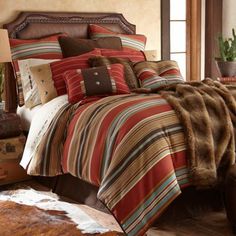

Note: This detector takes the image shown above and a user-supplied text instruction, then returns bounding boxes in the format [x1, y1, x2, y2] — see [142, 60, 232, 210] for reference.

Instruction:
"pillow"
[133, 60, 184, 89]
[30, 63, 57, 104]
[89, 56, 139, 89]
[63, 64, 130, 104]
[89, 24, 147, 51]
[30, 49, 101, 104]
[18, 58, 59, 109]
[10, 33, 65, 106]
[58, 36, 122, 57]
[100, 48, 146, 62]
[143, 50, 158, 61]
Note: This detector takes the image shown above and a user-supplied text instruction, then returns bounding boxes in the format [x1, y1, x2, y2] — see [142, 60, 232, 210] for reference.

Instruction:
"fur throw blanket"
[136, 79, 236, 188]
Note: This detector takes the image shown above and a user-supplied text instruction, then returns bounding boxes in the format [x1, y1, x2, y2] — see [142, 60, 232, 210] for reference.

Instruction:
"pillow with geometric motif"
[63, 64, 130, 104]
[18, 58, 59, 109]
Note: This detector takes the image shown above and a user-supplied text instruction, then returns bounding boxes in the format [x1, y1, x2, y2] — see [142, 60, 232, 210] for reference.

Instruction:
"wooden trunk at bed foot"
[225, 164, 236, 234]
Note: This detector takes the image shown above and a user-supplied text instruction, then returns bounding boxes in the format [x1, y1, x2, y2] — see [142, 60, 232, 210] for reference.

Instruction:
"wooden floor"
[149, 211, 234, 236]
[1, 180, 234, 236]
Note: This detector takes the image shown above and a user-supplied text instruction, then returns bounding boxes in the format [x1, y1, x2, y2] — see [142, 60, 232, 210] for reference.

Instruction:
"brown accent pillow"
[30, 64, 58, 104]
[59, 36, 122, 58]
[89, 56, 139, 89]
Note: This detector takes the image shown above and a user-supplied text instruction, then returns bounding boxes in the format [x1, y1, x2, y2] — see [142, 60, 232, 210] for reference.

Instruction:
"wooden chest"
[0, 135, 26, 160]
[0, 135, 30, 185]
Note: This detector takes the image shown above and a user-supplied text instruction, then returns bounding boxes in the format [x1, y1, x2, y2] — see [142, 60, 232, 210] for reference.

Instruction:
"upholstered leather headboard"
[3, 12, 136, 112]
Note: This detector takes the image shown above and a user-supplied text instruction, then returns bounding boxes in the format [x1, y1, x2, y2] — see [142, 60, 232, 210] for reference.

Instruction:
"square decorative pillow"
[9, 33, 65, 106]
[63, 64, 130, 104]
[30, 49, 101, 104]
[89, 24, 147, 51]
[133, 60, 184, 89]
[89, 56, 139, 89]
[143, 50, 158, 61]
[100, 48, 146, 62]
[58, 36, 122, 57]
[18, 58, 59, 109]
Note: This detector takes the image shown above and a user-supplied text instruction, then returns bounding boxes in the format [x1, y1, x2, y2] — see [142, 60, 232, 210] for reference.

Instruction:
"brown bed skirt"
[34, 174, 108, 212]
[34, 174, 224, 220]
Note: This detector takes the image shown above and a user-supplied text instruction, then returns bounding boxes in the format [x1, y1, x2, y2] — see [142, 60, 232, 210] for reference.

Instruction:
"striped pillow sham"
[9, 34, 65, 106]
[133, 60, 184, 89]
[30, 49, 101, 104]
[63, 64, 130, 104]
[50, 49, 101, 95]
[100, 48, 146, 62]
[89, 24, 147, 51]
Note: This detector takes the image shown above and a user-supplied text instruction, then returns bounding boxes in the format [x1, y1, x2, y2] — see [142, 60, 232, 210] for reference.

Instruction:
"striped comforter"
[26, 93, 190, 236]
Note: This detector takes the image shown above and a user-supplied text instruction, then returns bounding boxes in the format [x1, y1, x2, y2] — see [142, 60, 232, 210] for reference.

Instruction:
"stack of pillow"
[9, 24, 183, 107]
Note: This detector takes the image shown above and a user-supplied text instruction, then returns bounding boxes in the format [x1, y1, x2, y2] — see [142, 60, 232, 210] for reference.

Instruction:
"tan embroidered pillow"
[18, 59, 59, 109]
[30, 64, 58, 104]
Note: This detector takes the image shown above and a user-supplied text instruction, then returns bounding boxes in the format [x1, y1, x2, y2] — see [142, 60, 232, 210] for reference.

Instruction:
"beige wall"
[223, 0, 236, 38]
[0, 0, 161, 58]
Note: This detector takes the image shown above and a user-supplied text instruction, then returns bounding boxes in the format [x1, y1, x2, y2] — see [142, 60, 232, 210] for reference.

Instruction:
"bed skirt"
[34, 174, 224, 221]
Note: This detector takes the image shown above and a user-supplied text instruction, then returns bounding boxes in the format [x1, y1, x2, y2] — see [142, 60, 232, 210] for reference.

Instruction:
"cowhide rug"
[0, 200, 91, 236]
[0, 188, 123, 236]
[0, 186, 232, 236]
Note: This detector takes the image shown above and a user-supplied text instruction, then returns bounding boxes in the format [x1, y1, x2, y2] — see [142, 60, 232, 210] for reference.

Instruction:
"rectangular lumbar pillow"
[58, 36, 122, 57]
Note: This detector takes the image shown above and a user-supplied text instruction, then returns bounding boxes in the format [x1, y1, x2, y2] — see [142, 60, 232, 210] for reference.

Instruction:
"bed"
[3, 11, 236, 236]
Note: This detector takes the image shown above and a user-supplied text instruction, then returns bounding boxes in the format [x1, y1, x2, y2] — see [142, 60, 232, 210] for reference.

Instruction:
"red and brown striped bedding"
[26, 93, 189, 236]
[23, 79, 236, 235]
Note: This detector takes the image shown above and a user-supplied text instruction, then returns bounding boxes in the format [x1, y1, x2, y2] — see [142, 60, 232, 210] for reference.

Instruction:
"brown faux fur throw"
[158, 79, 236, 187]
[151, 79, 236, 188]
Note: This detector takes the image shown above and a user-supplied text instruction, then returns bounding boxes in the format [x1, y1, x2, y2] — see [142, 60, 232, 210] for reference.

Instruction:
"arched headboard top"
[4, 12, 136, 39]
[3, 11, 136, 112]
